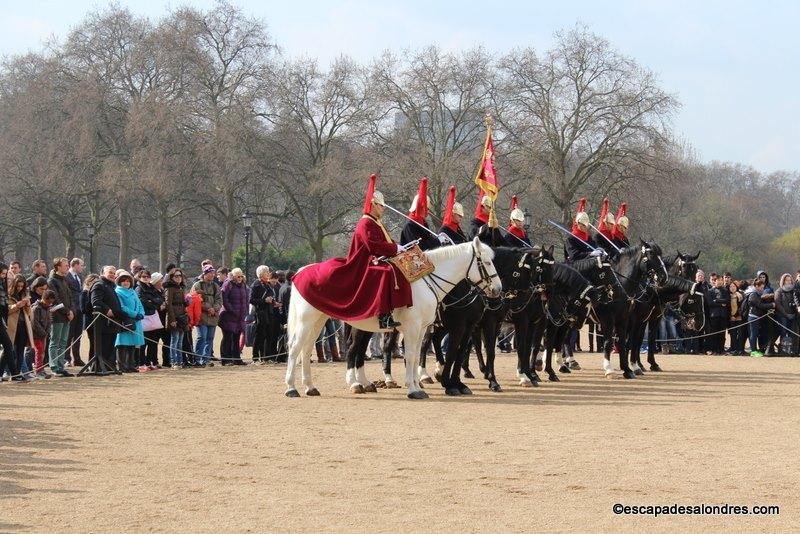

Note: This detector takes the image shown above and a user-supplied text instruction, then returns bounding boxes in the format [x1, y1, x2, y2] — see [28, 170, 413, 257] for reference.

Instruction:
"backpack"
[740, 291, 752, 319]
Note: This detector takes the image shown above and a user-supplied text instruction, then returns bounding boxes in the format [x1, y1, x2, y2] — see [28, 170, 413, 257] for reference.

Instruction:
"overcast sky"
[2, 0, 798, 172]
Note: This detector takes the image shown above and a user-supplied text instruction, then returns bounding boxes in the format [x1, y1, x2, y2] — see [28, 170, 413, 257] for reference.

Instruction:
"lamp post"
[87, 225, 95, 274]
[242, 212, 252, 281]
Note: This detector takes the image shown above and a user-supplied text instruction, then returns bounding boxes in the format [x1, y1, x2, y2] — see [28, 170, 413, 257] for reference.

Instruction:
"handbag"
[142, 312, 164, 332]
[175, 312, 190, 331]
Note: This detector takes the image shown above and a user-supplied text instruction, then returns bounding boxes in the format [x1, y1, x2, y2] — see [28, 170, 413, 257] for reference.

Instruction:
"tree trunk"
[118, 204, 130, 269]
[65, 226, 76, 260]
[222, 187, 237, 267]
[158, 206, 169, 273]
[37, 213, 48, 262]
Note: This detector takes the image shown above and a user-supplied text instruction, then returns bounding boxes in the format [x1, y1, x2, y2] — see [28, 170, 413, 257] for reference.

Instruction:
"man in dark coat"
[707, 276, 731, 354]
[439, 192, 468, 245]
[250, 265, 281, 363]
[401, 179, 444, 251]
[47, 258, 74, 376]
[66, 258, 85, 366]
[90, 265, 123, 374]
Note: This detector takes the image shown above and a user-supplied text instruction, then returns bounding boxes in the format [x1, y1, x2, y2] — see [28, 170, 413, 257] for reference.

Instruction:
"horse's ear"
[548, 244, 555, 256]
[639, 238, 647, 246]
[677, 250, 684, 260]
[694, 250, 701, 260]
[472, 236, 481, 250]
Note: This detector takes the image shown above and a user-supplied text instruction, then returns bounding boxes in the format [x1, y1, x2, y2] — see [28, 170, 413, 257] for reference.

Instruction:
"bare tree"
[498, 26, 679, 224]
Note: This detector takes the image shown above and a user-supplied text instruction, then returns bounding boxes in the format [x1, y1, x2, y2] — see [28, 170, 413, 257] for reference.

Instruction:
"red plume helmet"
[362, 174, 377, 215]
[409, 177, 429, 223]
[597, 197, 610, 232]
[474, 190, 490, 222]
[510, 195, 518, 210]
[443, 186, 457, 228]
[613, 202, 628, 237]
[571, 197, 587, 233]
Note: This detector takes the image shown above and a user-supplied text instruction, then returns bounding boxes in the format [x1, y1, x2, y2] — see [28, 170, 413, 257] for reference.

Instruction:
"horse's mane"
[571, 256, 601, 273]
[617, 241, 663, 260]
[425, 241, 495, 262]
[659, 275, 695, 295]
[553, 262, 589, 291]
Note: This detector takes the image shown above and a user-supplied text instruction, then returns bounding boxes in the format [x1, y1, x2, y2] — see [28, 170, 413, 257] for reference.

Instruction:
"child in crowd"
[31, 289, 56, 379]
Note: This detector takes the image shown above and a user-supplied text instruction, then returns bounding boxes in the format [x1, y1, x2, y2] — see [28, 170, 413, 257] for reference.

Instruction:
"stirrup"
[379, 314, 401, 329]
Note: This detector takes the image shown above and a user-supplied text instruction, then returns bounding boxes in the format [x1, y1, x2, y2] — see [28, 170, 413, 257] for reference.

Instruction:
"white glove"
[438, 232, 451, 245]
[396, 244, 406, 254]
[590, 249, 604, 257]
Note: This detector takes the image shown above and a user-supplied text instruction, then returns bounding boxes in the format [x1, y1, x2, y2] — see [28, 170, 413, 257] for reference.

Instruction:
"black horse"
[429, 246, 554, 395]
[627, 276, 706, 373]
[664, 251, 701, 281]
[593, 241, 668, 379]
[469, 246, 556, 391]
[532, 263, 602, 381]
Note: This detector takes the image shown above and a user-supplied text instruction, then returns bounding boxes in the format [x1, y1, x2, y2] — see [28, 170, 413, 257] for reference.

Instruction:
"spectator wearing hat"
[114, 270, 145, 372]
[80, 274, 100, 366]
[219, 268, 248, 365]
[136, 270, 166, 369]
[191, 265, 222, 366]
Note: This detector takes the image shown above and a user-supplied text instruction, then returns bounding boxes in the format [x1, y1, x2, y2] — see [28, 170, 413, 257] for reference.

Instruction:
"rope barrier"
[654, 314, 764, 343]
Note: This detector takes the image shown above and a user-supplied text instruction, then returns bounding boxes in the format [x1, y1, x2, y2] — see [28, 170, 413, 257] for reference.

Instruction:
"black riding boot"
[378, 314, 401, 329]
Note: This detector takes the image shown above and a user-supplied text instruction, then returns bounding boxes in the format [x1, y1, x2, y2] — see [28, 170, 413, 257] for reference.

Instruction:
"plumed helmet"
[372, 190, 385, 206]
[575, 211, 590, 226]
[510, 208, 525, 222]
[452, 202, 464, 217]
[617, 215, 629, 229]
[481, 195, 492, 208]
[605, 212, 616, 226]
[409, 194, 432, 213]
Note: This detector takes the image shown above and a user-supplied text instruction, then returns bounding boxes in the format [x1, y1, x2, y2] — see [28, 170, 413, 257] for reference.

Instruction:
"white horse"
[285, 237, 502, 399]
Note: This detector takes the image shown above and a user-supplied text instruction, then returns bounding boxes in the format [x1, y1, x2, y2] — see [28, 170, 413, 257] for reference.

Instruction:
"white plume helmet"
[372, 190, 386, 206]
[409, 194, 432, 213]
[510, 208, 525, 222]
[452, 202, 464, 217]
[575, 211, 590, 225]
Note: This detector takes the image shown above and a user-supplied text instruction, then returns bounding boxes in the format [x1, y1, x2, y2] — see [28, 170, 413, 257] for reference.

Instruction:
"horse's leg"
[300, 316, 328, 395]
[529, 319, 546, 383]
[600, 316, 615, 377]
[382, 330, 399, 386]
[514, 319, 537, 387]
[418, 328, 434, 384]
[648, 314, 662, 371]
[618, 317, 635, 379]
[473, 326, 487, 377]
[345, 328, 359, 390]
[629, 320, 646, 376]
[454, 330, 474, 395]
[442, 324, 465, 395]
[482, 318, 501, 392]
[285, 307, 320, 397]
[544, 323, 560, 382]
[348, 330, 374, 393]
[402, 324, 427, 400]
[432, 327, 446, 382]
[461, 337, 474, 379]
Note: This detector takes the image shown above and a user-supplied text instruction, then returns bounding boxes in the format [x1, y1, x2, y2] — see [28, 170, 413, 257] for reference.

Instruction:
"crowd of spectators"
[0, 257, 345, 383]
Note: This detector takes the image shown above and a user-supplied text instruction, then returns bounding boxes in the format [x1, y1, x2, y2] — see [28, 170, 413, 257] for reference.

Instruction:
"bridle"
[422, 241, 498, 305]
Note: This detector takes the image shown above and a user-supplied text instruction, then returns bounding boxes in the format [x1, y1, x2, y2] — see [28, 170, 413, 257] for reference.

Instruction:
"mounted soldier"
[439, 186, 467, 245]
[400, 177, 445, 251]
[292, 174, 411, 329]
[612, 202, 631, 249]
[595, 197, 618, 256]
[565, 198, 598, 262]
[505, 195, 531, 247]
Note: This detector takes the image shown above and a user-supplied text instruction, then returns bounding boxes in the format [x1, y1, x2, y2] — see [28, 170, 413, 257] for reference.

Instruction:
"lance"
[588, 223, 622, 253]
[547, 220, 598, 252]
[383, 203, 455, 245]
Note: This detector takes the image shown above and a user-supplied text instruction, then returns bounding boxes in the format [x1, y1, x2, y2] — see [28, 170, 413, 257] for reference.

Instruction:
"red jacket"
[187, 292, 202, 327]
[293, 215, 412, 320]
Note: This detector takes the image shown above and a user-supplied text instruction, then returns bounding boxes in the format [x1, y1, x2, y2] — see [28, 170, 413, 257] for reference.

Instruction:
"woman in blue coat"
[115, 270, 145, 373]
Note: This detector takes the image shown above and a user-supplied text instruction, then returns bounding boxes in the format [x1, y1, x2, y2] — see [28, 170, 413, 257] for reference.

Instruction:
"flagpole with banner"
[474, 114, 499, 228]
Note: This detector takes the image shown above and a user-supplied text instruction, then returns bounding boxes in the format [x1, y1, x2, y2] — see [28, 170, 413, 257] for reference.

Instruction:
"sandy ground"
[1, 348, 799, 533]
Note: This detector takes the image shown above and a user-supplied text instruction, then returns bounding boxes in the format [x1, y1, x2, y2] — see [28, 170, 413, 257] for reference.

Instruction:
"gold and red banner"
[473, 116, 499, 227]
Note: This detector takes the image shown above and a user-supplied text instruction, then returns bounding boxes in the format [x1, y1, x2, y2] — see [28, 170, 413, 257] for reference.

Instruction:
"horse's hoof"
[363, 382, 377, 393]
[463, 369, 475, 379]
[650, 364, 662, 372]
[534, 362, 543, 372]
[445, 388, 462, 396]
[568, 361, 582, 370]
[633, 368, 644, 376]
[285, 389, 301, 398]
[408, 390, 428, 400]
[385, 380, 400, 389]
[559, 365, 571, 374]
[306, 387, 321, 396]
[604, 371, 615, 379]
[548, 374, 560, 382]
[489, 382, 503, 392]
[532, 373, 542, 383]
[434, 371, 443, 383]
[372, 380, 387, 389]
[519, 379, 535, 388]
[420, 375, 434, 385]
[623, 370, 636, 379]
[350, 384, 365, 394]
[457, 384, 473, 395]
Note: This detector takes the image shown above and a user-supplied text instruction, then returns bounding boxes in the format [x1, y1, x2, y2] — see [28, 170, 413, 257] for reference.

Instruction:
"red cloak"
[292, 215, 413, 321]
[507, 225, 527, 240]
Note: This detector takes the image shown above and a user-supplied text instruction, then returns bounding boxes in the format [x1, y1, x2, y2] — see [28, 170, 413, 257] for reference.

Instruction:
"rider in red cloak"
[505, 195, 531, 246]
[292, 174, 411, 329]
